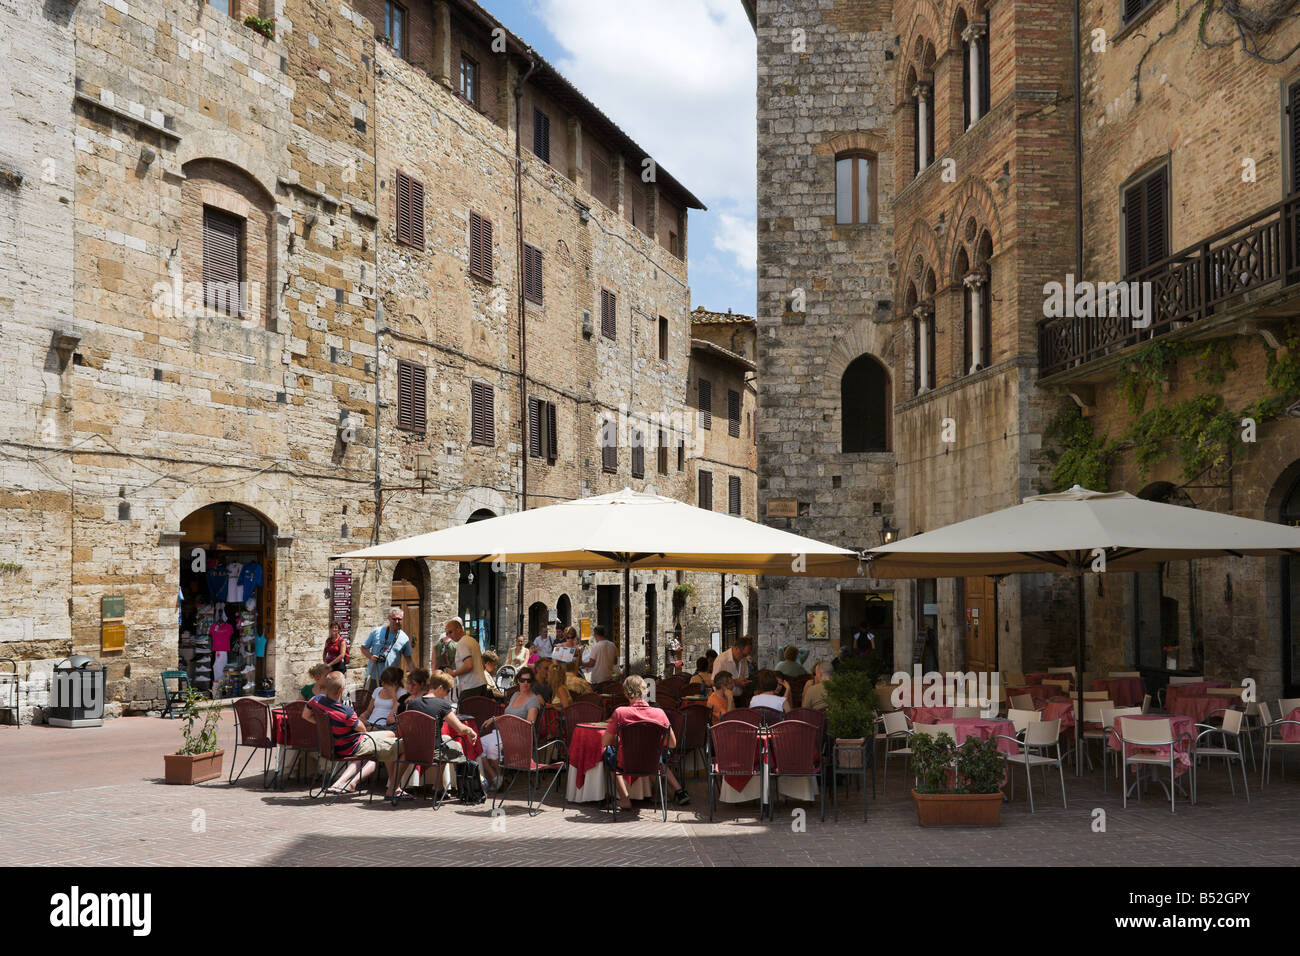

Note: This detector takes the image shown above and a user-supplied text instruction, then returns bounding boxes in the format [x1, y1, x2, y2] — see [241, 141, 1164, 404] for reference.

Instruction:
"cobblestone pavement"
[2, 714, 1297, 866]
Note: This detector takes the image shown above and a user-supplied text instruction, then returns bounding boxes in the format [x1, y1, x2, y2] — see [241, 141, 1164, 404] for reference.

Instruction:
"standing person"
[324, 621, 350, 674]
[506, 634, 530, 669]
[447, 617, 489, 702]
[360, 607, 412, 691]
[481, 650, 506, 699]
[600, 676, 690, 810]
[712, 637, 754, 702]
[532, 622, 555, 662]
[582, 625, 619, 684]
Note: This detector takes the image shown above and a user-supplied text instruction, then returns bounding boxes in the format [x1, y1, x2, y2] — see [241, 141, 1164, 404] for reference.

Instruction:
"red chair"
[753, 706, 785, 727]
[459, 695, 503, 726]
[492, 714, 566, 817]
[608, 721, 672, 822]
[309, 708, 381, 802]
[229, 698, 276, 788]
[538, 705, 563, 746]
[603, 695, 629, 719]
[678, 703, 711, 777]
[787, 707, 827, 749]
[392, 710, 453, 809]
[789, 674, 812, 707]
[564, 702, 604, 755]
[718, 707, 763, 727]
[656, 692, 681, 710]
[278, 700, 317, 789]
[352, 687, 372, 716]
[706, 720, 761, 821]
[660, 706, 686, 779]
[596, 680, 624, 695]
[768, 718, 825, 821]
[576, 693, 603, 706]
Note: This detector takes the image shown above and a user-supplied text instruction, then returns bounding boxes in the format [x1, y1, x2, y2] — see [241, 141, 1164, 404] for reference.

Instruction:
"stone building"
[0, 0, 740, 722]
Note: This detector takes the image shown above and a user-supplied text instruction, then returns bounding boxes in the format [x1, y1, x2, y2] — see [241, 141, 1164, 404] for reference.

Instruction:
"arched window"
[960, 7, 991, 129]
[835, 151, 877, 224]
[841, 354, 890, 452]
[960, 230, 993, 373]
[910, 66, 934, 178]
[911, 269, 937, 394]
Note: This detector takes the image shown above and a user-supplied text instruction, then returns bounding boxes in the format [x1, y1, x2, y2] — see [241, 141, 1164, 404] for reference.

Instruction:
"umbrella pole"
[624, 564, 631, 677]
[1076, 572, 1086, 776]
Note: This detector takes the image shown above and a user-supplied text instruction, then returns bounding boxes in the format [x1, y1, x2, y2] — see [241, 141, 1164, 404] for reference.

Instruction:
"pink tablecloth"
[1092, 677, 1145, 707]
[1041, 699, 1076, 730]
[1027, 672, 1074, 688]
[1163, 681, 1229, 712]
[1282, 708, 1300, 743]
[1108, 713, 1195, 775]
[945, 718, 1019, 756]
[1168, 695, 1239, 724]
[568, 723, 606, 787]
[1007, 686, 1052, 705]
[903, 706, 953, 725]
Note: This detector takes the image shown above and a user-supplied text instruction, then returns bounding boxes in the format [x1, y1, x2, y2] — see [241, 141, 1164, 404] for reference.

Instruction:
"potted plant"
[825, 666, 876, 768]
[910, 732, 1003, 827]
[243, 14, 276, 40]
[671, 582, 695, 616]
[163, 690, 224, 784]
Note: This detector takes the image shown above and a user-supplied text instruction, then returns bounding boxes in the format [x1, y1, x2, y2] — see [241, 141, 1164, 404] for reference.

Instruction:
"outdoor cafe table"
[1168, 694, 1240, 724]
[1107, 713, 1195, 776]
[1283, 708, 1300, 743]
[1163, 680, 1230, 713]
[1026, 672, 1073, 688]
[903, 706, 953, 725]
[1091, 676, 1145, 707]
[565, 722, 652, 803]
[1007, 685, 1053, 705]
[717, 728, 819, 807]
[1042, 698, 1076, 730]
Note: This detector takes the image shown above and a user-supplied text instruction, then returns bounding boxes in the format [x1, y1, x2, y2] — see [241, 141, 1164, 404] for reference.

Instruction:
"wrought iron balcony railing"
[1038, 192, 1300, 377]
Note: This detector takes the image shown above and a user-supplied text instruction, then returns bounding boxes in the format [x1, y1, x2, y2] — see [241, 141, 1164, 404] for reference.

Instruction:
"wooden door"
[963, 576, 996, 674]
[391, 565, 423, 667]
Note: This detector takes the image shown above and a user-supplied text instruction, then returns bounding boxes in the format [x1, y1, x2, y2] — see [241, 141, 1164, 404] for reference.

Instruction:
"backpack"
[456, 762, 487, 805]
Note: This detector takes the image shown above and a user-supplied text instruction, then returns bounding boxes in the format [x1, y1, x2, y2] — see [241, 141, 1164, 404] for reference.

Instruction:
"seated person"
[301, 663, 330, 701]
[360, 666, 406, 729]
[531, 658, 555, 705]
[303, 671, 405, 799]
[688, 656, 714, 692]
[478, 666, 545, 791]
[481, 649, 506, 699]
[800, 661, 833, 711]
[708, 671, 735, 720]
[775, 645, 807, 678]
[748, 670, 793, 714]
[601, 675, 690, 810]
[549, 659, 594, 709]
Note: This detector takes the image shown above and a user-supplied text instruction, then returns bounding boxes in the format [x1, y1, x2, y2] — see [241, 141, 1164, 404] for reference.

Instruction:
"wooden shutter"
[591, 154, 610, 206]
[471, 381, 494, 445]
[470, 212, 493, 281]
[202, 207, 241, 315]
[1143, 168, 1168, 271]
[601, 288, 616, 339]
[658, 317, 668, 359]
[523, 243, 543, 304]
[698, 378, 712, 430]
[601, 419, 617, 473]
[396, 360, 426, 432]
[395, 170, 425, 250]
[528, 397, 542, 457]
[546, 401, 557, 462]
[1124, 167, 1168, 276]
[533, 108, 551, 164]
[728, 475, 741, 515]
[631, 430, 644, 478]
[698, 470, 712, 510]
[728, 389, 740, 437]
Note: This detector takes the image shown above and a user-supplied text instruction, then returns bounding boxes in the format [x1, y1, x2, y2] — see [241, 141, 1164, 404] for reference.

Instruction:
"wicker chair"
[719, 707, 763, 727]
[678, 702, 711, 777]
[661, 706, 687, 780]
[229, 698, 276, 788]
[608, 720, 672, 822]
[753, 706, 786, 727]
[392, 710, 454, 809]
[767, 718, 825, 821]
[656, 692, 681, 710]
[492, 713, 566, 817]
[706, 720, 761, 821]
[278, 700, 317, 789]
[459, 695, 503, 726]
[563, 701, 604, 756]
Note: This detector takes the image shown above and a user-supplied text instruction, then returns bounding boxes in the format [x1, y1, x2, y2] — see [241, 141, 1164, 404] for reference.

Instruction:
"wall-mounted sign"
[806, 604, 829, 642]
[101, 595, 125, 620]
[331, 569, 353, 635]
[767, 498, 797, 518]
[579, 617, 591, 640]
[101, 595, 125, 652]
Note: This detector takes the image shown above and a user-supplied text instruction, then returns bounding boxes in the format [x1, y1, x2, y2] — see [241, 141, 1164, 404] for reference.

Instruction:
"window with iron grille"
[631, 428, 645, 478]
[698, 469, 713, 510]
[459, 55, 477, 107]
[394, 170, 425, 250]
[658, 316, 668, 360]
[1122, 165, 1168, 277]
[600, 288, 616, 340]
[1122, 0, 1156, 24]
[202, 206, 243, 316]
[657, 428, 668, 474]
[470, 380, 495, 446]
[396, 359, 427, 433]
[601, 418, 617, 473]
[728, 389, 740, 438]
[523, 242, 543, 305]
[728, 475, 741, 516]
[528, 397, 557, 462]
[698, 378, 712, 430]
[469, 211, 493, 282]
[532, 107, 551, 164]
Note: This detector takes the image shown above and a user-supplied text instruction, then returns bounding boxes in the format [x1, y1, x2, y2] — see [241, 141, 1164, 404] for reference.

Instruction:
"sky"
[482, 0, 758, 317]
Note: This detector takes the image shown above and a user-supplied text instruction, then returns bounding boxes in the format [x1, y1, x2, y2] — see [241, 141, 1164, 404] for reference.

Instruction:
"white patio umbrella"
[334, 487, 864, 670]
[865, 485, 1300, 770]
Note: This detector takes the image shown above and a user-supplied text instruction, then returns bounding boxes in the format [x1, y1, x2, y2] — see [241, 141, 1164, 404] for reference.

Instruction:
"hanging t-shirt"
[210, 622, 234, 653]
[206, 564, 225, 603]
[238, 562, 263, 594]
[226, 563, 244, 603]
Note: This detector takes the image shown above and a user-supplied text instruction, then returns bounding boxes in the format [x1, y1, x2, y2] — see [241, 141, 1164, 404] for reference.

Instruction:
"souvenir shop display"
[178, 551, 267, 699]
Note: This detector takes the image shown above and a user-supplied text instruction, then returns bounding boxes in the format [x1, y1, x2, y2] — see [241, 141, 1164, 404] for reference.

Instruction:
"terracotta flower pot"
[912, 789, 1002, 827]
[164, 750, 225, 785]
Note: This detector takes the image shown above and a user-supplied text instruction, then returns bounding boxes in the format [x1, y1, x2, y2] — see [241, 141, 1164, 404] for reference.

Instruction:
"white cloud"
[713, 211, 757, 272]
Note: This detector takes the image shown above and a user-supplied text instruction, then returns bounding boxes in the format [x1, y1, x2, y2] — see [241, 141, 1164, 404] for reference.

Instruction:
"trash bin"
[48, 655, 106, 727]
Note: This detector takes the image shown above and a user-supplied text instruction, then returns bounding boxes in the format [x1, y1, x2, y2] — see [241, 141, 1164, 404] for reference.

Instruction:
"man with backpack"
[360, 607, 413, 691]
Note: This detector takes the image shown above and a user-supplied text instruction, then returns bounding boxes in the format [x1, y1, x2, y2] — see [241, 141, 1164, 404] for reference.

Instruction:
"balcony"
[1038, 192, 1300, 380]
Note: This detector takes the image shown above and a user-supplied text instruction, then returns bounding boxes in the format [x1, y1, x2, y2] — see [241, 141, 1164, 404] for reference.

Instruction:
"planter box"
[833, 738, 867, 768]
[164, 750, 224, 785]
[912, 789, 1002, 827]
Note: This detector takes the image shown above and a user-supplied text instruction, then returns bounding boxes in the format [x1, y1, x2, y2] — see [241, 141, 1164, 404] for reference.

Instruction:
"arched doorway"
[177, 502, 275, 698]
[556, 594, 572, 628]
[527, 601, 548, 643]
[458, 508, 499, 651]
[1279, 471, 1300, 696]
[722, 597, 743, 649]
[390, 559, 425, 667]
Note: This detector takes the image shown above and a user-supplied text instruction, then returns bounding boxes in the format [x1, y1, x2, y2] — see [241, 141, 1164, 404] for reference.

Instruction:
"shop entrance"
[178, 502, 275, 698]
[390, 559, 424, 667]
[963, 576, 998, 674]
[527, 601, 548, 643]
[458, 509, 499, 651]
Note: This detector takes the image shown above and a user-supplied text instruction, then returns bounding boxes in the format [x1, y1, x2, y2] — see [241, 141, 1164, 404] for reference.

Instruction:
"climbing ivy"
[1042, 403, 1121, 492]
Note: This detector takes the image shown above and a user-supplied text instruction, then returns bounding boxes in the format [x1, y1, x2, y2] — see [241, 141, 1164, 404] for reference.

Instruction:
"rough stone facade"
[751, 0, 899, 669]
[0, 0, 737, 722]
